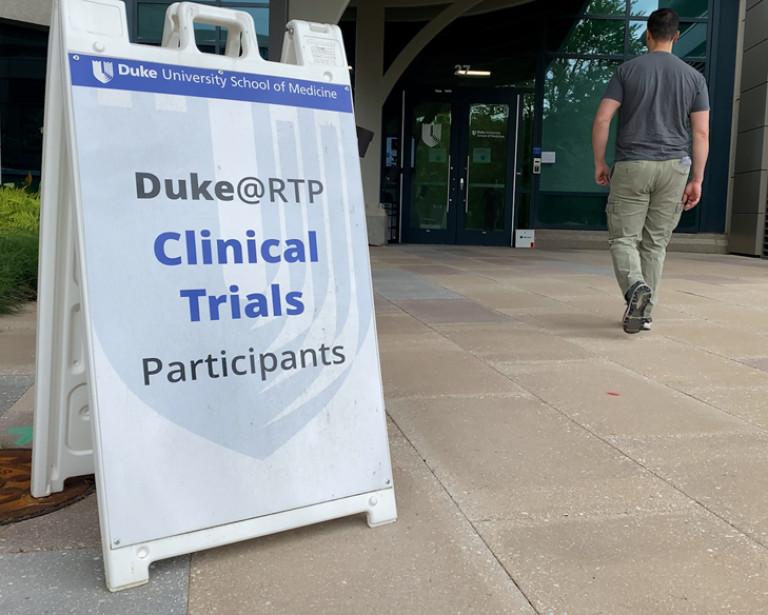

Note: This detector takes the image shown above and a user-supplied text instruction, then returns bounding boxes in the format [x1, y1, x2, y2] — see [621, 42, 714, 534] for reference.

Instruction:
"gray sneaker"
[623, 282, 652, 334]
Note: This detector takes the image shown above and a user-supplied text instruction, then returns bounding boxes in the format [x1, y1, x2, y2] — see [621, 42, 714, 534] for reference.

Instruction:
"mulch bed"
[0, 448, 95, 525]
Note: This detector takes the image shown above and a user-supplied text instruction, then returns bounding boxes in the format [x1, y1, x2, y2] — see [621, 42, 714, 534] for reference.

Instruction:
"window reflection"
[561, 19, 626, 55]
[585, 0, 627, 15]
[542, 58, 619, 193]
[630, 0, 708, 18]
[629, 20, 707, 58]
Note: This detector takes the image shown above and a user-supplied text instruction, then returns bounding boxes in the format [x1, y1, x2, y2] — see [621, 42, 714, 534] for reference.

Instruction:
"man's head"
[646, 9, 680, 48]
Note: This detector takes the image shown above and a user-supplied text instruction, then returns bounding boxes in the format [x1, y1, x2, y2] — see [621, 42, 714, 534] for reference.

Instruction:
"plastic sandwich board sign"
[33, 0, 396, 591]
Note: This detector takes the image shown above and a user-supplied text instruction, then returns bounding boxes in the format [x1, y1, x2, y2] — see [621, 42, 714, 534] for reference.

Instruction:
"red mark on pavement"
[606, 392, 621, 397]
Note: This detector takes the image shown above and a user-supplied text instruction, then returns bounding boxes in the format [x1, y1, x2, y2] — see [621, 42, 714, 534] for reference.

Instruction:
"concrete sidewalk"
[2, 246, 768, 614]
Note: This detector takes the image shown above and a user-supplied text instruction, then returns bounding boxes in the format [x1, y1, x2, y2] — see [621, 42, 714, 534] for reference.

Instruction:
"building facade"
[1, 0, 765, 255]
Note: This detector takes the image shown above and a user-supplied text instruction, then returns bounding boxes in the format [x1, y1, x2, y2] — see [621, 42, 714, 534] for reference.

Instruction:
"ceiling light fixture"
[454, 65, 491, 78]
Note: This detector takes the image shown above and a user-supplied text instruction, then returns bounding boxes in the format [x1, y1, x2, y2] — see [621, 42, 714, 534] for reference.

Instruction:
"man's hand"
[595, 162, 611, 186]
[682, 180, 702, 210]
[593, 98, 620, 186]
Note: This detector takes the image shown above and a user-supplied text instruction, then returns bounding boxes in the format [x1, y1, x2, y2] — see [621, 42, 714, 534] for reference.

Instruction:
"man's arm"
[683, 110, 710, 210]
[592, 98, 621, 185]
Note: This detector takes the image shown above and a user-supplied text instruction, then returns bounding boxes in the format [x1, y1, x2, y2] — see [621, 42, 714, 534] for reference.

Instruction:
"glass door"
[403, 91, 519, 245]
[456, 101, 515, 245]
[403, 99, 458, 244]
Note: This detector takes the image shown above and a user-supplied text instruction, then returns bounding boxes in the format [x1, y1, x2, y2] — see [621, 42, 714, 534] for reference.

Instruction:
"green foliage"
[0, 187, 40, 313]
[0, 187, 41, 235]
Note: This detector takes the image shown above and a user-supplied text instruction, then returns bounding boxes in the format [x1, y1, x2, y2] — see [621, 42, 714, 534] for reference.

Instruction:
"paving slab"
[494, 359, 756, 439]
[0, 374, 34, 416]
[372, 269, 461, 301]
[395, 298, 511, 324]
[380, 347, 529, 399]
[0, 550, 189, 615]
[660, 323, 768, 358]
[684, 385, 768, 430]
[387, 396, 688, 522]
[186, 426, 536, 615]
[0, 332, 35, 374]
[592, 337, 768, 389]
[449, 286, 566, 311]
[435, 323, 595, 362]
[373, 293, 402, 315]
[0, 303, 36, 333]
[612, 432, 768, 544]
[375, 312, 436, 337]
[498, 278, 611, 298]
[0, 495, 100, 553]
[477, 511, 768, 615]
[510, 311, 620, 338]
[0, 385, 34, 448]
[668, 301, 768, 330]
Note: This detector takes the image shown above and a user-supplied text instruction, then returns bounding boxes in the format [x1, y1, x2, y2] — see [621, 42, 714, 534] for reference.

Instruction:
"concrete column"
[287, 0, 348, 24]
[354, 1, 388, 245]
[0, 0, 51, 26]
[729, 0, 768, 256]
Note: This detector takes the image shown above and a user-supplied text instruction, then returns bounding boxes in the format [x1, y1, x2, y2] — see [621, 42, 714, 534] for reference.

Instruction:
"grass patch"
[0, 187, 40, 314]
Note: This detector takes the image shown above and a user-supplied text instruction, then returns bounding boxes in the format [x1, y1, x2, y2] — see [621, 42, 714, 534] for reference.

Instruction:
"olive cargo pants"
[606, 160, 689, 316]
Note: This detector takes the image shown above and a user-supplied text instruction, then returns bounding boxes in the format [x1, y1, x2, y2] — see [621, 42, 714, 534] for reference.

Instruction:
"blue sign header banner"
[69, 53, 353, 113]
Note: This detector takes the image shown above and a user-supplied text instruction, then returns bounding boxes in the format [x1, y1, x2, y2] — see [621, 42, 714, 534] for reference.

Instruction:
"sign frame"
[34, 0, 396, 591]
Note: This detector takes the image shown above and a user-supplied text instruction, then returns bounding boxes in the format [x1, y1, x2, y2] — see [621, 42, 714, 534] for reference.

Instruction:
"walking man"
[592, 8, 710, 334]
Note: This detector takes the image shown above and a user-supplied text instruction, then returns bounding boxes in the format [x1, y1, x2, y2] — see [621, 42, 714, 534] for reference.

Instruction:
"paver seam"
[384, 416, 541, 615]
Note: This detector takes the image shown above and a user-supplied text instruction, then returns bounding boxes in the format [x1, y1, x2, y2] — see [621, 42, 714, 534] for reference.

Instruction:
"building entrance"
[402, 90, 521, 245]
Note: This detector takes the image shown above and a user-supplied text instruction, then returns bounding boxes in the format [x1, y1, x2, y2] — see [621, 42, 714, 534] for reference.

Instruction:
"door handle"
[464, 155, 470, 214]
[445, 155, 452, 213]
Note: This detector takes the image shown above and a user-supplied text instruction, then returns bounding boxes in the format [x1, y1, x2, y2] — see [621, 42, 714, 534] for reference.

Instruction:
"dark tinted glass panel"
[137, 5, 167, 41]
[536, 195, 608, 227]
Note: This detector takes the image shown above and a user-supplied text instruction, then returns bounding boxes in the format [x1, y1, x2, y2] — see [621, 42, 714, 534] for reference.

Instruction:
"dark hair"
[647, 9, 680, 41]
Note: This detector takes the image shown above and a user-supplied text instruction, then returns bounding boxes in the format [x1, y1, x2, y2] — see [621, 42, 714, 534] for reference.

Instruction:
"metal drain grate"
[0, 449, 94, 525]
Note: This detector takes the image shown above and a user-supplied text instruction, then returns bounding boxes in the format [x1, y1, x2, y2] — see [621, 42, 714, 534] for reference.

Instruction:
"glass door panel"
[462, 103, 510, 233]
[408, 102, 453, 239]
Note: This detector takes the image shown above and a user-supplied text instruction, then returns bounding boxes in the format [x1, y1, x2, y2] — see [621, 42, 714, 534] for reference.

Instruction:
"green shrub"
[0, 187, 40, 313]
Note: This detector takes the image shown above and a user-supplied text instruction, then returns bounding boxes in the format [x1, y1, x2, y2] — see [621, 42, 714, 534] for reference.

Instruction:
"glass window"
[628, 20, 647, 54]
[136, 2, 270, 47]
[560, 19, 626, 55]
[137, 4, 168, 42]
[630, 0, 708, 18]
[675, 22, 707, 58]
[541, 58, 620, 193]
[585, 0, 627, 15]
[241, 7, 270, 39]
[629, 20, 707, 57]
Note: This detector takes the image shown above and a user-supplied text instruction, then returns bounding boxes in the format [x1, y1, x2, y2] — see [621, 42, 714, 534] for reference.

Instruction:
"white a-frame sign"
[33, 0, 396, 591]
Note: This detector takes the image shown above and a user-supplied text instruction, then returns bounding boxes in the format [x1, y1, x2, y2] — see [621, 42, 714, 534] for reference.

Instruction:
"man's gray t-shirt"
[602, 52, 709, 161]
